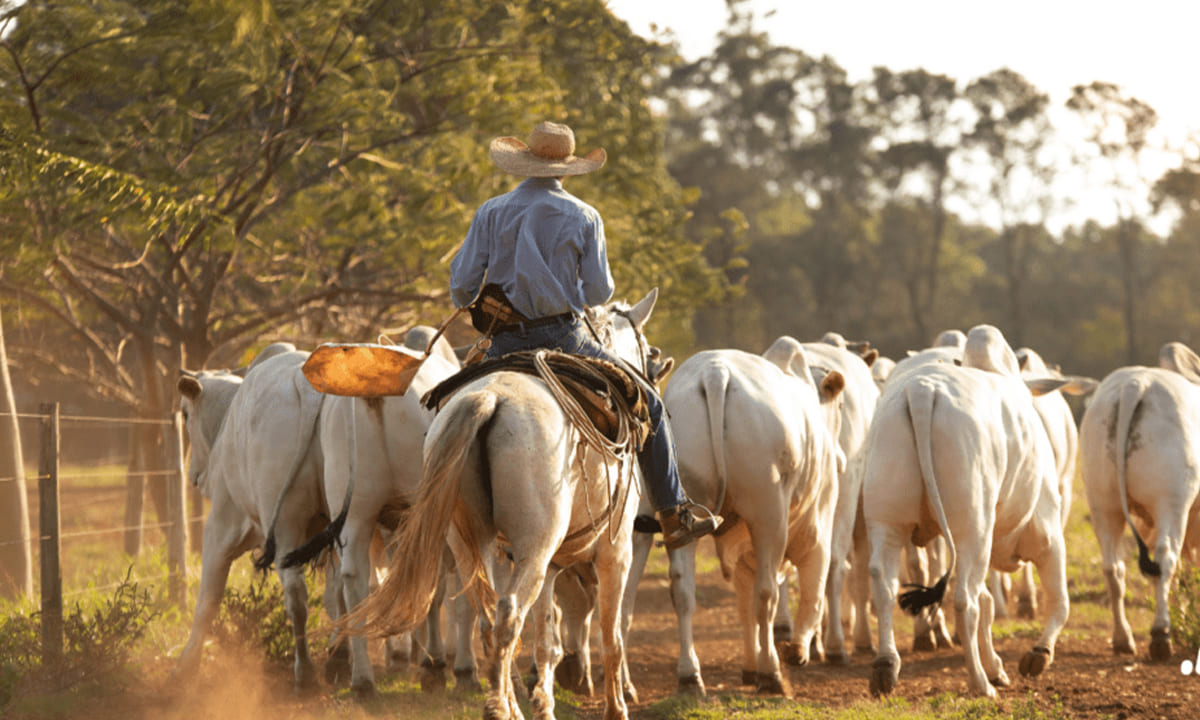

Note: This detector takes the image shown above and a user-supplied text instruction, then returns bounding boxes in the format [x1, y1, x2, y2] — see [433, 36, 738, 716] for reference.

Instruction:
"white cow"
[800, 339, 880, 664]
[864, 324, 1070, 699]
[990, 348, 1095, 620]
[175, 349, 330, 692]
[1079, 341, 1200, 661]
[638, 337, 845, 695]
[280, 329, 467, 697]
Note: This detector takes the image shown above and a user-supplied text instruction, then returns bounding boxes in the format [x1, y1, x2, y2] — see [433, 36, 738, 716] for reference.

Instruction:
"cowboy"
[449, 121, 720, 550]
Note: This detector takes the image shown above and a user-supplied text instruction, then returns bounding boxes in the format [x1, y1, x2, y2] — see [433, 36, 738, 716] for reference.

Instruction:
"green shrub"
[0, 569, 159, 709]
[1169, 558, 1200, 655]
[210, 568, 327, 665]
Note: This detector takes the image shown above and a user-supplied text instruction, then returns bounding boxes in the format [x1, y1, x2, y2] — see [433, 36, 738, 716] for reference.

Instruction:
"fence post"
[167, 411, 188, 610]
[122, 424, 145, 556]
[38, 402, 62, 670]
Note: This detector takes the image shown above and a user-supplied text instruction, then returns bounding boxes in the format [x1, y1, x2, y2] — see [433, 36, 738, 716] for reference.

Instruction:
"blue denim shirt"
[450, 177, 615, 319]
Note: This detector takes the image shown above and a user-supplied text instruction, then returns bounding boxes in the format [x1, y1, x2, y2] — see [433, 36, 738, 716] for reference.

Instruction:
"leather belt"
[494, 311, 577, 334]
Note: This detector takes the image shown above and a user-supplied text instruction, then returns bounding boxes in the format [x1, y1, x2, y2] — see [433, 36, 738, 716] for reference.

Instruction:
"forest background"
[3, 0, 1200, 595]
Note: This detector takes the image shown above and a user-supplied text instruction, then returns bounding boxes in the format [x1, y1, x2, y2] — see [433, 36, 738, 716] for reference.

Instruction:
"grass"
[645, 691, 1074, 719]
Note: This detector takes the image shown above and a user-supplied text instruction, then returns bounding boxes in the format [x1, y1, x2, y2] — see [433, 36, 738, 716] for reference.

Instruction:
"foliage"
[0, 570, 160, 709]
[1169, 559, 1200, 655]
[210, 567, 326, 665]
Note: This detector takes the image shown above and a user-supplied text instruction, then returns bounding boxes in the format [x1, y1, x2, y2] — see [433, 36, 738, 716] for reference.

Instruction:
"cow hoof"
[1150, 628, 1172, 662]
[386, 649, 410, 674]
[755, 671, 785, 695]
[1019, 646, 1051, 677]
[326, 644, 352, 685]
[741, 669, 757, 686]
[1112, 638, 1137, 655]
[854, 643, 876, 656]
[773, 623, 794, 643]
[825, 650, 850, 666]
[912, 632, 937, 653]
[935, 628, 956, 649]
[989, 668, 1011, 687]
[869, 657, 899, 698]
[351, 679, 378, 702]
[780, 641, 808, 667]
[419, 665, 447, 693]
[453, 668, 481, 693]
[1017, 598, 1036, 620]
[623, 681, 639, 704]
[678, 674, 706, 697]
[555, 652, 587, 694]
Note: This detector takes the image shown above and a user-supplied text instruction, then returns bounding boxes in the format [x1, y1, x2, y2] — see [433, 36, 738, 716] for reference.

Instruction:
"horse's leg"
[487, 551, 553, 720]
[417, 573, 449, 692]
[451, 574, 481, 691]
[667, 544, 705, 695]
[529, 567, 564, 720]
[556, 565, 596, 696]
[595, 537, 633, 720]
[618, 520, 654, 702]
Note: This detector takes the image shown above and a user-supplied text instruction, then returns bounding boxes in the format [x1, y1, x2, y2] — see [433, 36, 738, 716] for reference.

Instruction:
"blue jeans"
[486, 317, 687, 512]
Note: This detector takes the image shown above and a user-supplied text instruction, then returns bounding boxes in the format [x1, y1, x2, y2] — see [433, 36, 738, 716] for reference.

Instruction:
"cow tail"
[335, 391, 498, 639]
[703, 364, 732, 516]
[898, 382, 955, 615]
[1116, 378, 1161, 577]
[282, 397, 355, 570]
[257, 391, 327, 571]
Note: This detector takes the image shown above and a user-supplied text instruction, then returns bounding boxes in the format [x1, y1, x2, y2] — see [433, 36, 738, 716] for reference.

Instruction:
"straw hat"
[489, 121, 606, 177]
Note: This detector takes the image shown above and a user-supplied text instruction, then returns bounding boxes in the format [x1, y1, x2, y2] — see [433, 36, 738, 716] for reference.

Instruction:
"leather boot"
[658, 502, 721, 550]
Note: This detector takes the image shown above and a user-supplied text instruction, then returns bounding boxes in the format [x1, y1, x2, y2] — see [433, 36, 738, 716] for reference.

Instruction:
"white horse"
[343, 290, 662, 720]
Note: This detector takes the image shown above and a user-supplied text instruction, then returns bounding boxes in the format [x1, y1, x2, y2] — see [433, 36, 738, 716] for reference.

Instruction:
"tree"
[1, 0, 720, 548]
[1066, 81, 1158, 364]
[0, 309, 32, 599]
[963, 68, 1055, 346]
[867, 67, 963, 345]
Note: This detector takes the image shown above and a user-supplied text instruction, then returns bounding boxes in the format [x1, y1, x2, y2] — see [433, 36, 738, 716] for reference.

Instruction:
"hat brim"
[489, 136, 606, 177]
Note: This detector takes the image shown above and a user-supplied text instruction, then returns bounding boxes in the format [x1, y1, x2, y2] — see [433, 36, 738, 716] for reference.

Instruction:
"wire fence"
[1, 404, 199, 666]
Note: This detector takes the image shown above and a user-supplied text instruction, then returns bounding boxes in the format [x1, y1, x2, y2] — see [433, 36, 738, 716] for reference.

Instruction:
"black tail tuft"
[281, 508, 348, 569]
[1135, 534, 1162, 577]
[898, 573, 948, 616]
[633, 514, 662, 534]
[253, 535, 277, 572]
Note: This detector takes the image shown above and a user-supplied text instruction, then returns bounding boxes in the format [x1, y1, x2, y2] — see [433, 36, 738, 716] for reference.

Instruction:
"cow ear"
[820, 369, 846, 402]
[1059, 376, 1099, 396]
[1025, 377, 1069, 397]
[625, 288, 658, 330]
[860, 348, 879, 368]
[1160, 342, 1200, 384]
[178, 375, 202, 399]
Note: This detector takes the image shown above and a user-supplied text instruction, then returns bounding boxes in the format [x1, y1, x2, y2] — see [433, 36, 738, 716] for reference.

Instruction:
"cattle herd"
[172, 307, 1200, 720]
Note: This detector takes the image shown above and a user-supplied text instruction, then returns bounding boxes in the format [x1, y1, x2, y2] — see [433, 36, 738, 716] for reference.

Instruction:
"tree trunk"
[0, 312, 34, 599]
[1117, 219, 1139, 365]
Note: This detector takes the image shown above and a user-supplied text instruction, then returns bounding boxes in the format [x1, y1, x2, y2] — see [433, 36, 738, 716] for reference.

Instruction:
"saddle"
[422, 350, 651, 447]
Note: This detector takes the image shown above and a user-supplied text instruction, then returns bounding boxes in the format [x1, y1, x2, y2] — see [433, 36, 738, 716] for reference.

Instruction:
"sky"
[604, 0, 1200, 232]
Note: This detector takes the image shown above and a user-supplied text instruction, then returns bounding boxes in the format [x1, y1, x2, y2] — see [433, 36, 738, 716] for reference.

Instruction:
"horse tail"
[337, 390, 498, 639]
[1115, 377, 1160, 577]
[899, 380, 955, 615]
[702, 364, 732, 514]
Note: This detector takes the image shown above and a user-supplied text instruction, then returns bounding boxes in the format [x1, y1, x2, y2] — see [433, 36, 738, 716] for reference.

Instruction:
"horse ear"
[626, 287, 659, 329]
